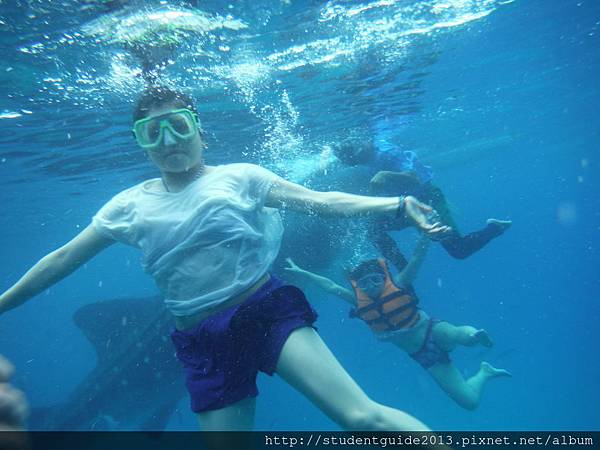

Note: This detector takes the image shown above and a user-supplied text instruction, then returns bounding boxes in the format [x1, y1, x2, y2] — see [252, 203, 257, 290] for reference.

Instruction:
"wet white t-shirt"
[92, 163, 284, 317]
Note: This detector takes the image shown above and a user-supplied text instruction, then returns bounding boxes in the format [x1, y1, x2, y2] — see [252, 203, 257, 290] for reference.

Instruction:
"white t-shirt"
[92, 163, 284, 317]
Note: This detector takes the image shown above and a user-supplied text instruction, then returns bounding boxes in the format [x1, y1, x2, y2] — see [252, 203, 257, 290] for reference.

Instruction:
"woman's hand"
[402, 196, 452, 239]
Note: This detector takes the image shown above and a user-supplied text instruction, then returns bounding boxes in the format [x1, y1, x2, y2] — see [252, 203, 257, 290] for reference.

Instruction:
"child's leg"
[197, 397, 256, 431]
[428, 362, 511, 410]
[432, 321, 493, 352]
[275, 327, 429, 431]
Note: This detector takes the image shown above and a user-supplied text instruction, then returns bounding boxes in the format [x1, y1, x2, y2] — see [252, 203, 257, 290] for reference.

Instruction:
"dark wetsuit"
[369, 182, 506, 267]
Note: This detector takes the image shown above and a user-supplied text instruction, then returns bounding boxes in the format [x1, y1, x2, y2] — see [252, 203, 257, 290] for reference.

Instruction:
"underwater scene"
[0, 0, 598, 433]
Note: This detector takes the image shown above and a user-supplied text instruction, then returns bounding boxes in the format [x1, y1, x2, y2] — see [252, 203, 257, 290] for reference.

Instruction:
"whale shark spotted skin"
[29, 296, 186, 431]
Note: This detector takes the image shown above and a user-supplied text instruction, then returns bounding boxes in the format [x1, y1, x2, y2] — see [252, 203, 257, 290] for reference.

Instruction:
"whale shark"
[29, 295, 186, 431]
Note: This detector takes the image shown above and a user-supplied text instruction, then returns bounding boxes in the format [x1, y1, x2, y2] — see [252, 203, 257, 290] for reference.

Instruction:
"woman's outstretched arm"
[265, 177, 450, 238]
[0, 225, 115, 315]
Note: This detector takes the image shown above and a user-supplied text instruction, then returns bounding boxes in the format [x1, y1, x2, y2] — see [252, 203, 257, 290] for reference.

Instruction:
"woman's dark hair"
[133, 86, 198, 122]
[348, 259, 384, 281]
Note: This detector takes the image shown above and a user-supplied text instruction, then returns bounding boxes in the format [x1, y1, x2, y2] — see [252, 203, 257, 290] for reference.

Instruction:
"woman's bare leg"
[275, 327, 428, 431]
[196, 397, 256, 431]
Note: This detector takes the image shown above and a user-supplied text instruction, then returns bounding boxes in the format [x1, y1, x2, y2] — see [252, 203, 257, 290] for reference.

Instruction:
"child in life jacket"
[284, 235, 511, 410]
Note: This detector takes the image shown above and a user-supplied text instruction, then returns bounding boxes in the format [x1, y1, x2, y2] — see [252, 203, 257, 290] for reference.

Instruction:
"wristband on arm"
[395, 196, 406, 219]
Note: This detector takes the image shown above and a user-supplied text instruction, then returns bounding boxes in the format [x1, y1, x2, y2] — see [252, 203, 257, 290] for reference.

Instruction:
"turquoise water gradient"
[0, 0, 598, 430]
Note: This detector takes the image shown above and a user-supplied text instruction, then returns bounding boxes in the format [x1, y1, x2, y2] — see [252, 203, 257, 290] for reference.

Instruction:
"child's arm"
[284, 258, 355, 305]
[396, 234, 430, 287]
[368, 225, 410, 271]
[0, 225, 115, 315]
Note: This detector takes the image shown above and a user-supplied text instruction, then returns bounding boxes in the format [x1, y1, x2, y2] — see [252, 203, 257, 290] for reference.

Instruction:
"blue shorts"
[170, 275, 318, 413]
[410, 317, 451, 369]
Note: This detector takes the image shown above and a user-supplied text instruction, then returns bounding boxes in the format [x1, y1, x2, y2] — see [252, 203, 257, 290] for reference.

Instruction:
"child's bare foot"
[472, 329, 494, 347]
[481, 361, 512, 378]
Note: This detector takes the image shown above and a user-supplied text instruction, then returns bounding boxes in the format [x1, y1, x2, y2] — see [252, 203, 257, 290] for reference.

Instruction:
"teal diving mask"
[132, 108, 200, 149]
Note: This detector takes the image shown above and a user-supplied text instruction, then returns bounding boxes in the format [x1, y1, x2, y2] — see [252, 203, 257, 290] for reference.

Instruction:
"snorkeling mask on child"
[355, 272, 386, 292]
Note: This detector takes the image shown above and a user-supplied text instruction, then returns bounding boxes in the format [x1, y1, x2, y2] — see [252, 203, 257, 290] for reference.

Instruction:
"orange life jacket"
[349, 259, 420, 333]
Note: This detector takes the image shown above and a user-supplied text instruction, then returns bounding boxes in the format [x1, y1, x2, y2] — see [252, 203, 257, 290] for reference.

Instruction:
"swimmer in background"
[331, 134, 511, 268]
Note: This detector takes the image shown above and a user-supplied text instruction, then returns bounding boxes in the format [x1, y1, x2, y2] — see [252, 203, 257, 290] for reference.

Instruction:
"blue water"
[0, 0, 598, 431]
